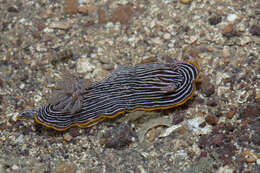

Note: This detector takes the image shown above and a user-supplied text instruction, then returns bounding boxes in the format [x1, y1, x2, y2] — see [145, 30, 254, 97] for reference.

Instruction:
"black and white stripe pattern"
[18, 61, 199, 130]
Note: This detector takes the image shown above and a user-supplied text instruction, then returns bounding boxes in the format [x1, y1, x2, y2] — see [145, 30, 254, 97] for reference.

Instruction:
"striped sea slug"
[17, 60, 200, 131]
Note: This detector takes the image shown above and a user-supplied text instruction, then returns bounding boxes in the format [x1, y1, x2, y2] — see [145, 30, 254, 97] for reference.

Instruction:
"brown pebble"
[101, 125, 136, 148]
[172, 111, 185, 125]
[198, 135, 208, 148]
[0, 122, 7, 130]
[239, 135, 249, 143]
[212, 134, 223, 145]
[83, 20, 95, 27]
[49, 21, 72, 30]
[139, 57, 158, 64]
[242, 151, 258, 163]
[206, 99, 218, 107]
[111, 4, 133, 24]
[200, 151, 207, 158]
[32, 32, 41, 39]
[222, 24, 233, 35]
[68, 127, 81, 137]
[208, 15, 222, 25]
[56, 161, 76, 173]
[251, 133, 260, 145]
[222, 24, 240, 37]
[51, 49, 73, 65]
[0, 79, 4, 88]
[200, 76, 215, 97]
[194, 96, 204, 104]
[205, 115, 218, 126]
[180, 0, 193, 4]
[37, 23, 45, 31]
[226, 108, 236, 119]
[224, 122, 235, 132]
[255, 94, 260, 102]
[77, 5, 97, 14]
[240, 103, 260, 119]
[249, 25, 260, 36]
[146, 128, 156, 142]
[98, 8, 108, 24]
[64, 0, 78, 14]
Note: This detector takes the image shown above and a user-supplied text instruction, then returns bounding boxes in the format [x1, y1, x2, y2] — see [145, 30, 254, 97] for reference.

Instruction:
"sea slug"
[17, 60, 200, 131]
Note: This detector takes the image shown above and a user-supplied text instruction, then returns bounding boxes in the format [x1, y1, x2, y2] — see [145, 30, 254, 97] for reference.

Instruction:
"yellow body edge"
[19, 61, 200, 131]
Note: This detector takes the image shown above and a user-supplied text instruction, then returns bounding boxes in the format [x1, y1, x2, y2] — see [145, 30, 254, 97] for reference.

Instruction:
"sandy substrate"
[0, 0, 259, 172]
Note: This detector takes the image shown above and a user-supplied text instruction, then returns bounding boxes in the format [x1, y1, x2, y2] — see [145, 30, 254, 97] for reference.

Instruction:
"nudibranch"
[17, 60, 200, 131]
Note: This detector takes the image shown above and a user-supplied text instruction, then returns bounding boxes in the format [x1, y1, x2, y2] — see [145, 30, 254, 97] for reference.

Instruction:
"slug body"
[18, 61, 200, 131]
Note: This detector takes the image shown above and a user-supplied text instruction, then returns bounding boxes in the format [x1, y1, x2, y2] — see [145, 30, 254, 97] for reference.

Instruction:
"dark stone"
[238, 135, 249, 143]
[212, 134, 223, 145]
[0, 95, 3, 105]
[194, 96, 204, 104]
[205, 115, 218, 126]
[249, 25, 260, 36]
[172, 111, 185, 124]
[68, 127, 81, 137]
[199, 121, 206, 128]
[251, 133, 260, 145]
[198, 135, 208, 148]
[7, 6, 19, 13]
[222, 24, 240, 38]
[206, 99, 218, 107]
[200, 151, 207, 158]
[101, 124, 136, 148]
[208, 15, 222, 25]
[200, 79, 215, 97]
[224, 122, 235, 132]
[0, 78, 3, 88]
[240, 103, 260, 119]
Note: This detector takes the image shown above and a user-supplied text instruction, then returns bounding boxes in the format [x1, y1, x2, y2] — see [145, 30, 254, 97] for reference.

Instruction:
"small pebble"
[205, 115, 218, 126]
[12, 165, 19, 170]
[15, 135, 24, 143]
[151, 37, 163, 45]
[222, 46, 231, 58]
[257, 159, 260, 166]
[63, 133, 73, 142]
[76, 58, 95, 73]
[100, 125, 136, 148]
[242, 151, 258, 163]
[249, 25, 260, 36]
[206, 99, 218, 107]
[227, 14, 238, 23]
[187, 117, 212, 135]
[240, 36, 251, 46]
[56, 161, 76, 173]
[163, 33, 171, 40]
[8, 6, 19, 13]
[98, 8, 107, 24]
[49, 22, 71, 30]
[180, 0, 193, 4]
[208, 15, 222, 25]
[226, 109, 236, 119]
[251, 133, 260, 145]
[212, 134, 223, 145]
[77, 5, 97, 14]
[222, 24, 233, 36]
[199, 121, 206, 128]
[200, 77, 215, 97]
[111, 4, 133, 24]
[64, 0, 78, 14]
[37, 23, 46, 31]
